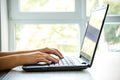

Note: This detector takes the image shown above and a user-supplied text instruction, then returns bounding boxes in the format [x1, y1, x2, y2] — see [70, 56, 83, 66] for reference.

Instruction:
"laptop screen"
[80, 5, 109, 62]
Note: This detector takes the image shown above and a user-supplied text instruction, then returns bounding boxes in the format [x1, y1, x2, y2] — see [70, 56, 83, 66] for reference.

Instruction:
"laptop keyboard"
[49, 56, 84, 67]
[23, 56, 88, 71]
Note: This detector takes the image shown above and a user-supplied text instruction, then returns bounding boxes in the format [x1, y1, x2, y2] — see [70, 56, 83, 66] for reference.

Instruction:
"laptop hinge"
[80, 55, 90, 66]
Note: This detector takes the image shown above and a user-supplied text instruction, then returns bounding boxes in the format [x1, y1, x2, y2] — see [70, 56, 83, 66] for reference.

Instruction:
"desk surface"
[1, 50, 120, 80]
[0, 70, 9, 80]
[2, 67, 93, 80]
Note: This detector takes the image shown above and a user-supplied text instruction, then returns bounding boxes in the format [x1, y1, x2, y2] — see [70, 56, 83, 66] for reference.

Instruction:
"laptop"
[22, 4, 109, 72]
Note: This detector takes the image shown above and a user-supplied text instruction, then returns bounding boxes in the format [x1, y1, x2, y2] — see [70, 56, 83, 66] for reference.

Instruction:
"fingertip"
[48, 61, 52, 64]
[59, 54, 64, 59]
[57, 53, 64, 59]
[42, 58, 51, 64]
[59, 55, 64, 58]
[61, 57, 64, 59]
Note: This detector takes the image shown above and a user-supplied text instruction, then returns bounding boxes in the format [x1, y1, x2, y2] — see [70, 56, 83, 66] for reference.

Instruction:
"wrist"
[16, 54, 27, 65]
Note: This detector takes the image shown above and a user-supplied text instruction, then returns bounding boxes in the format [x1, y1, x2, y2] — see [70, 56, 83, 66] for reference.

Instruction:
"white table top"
[2, 50, 120, 80]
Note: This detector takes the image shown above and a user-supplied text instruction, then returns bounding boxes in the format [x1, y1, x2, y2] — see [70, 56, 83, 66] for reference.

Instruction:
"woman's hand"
[0, 47, 64, 70]
[34, 47, 64, 59]
[21, 48, 63, 65]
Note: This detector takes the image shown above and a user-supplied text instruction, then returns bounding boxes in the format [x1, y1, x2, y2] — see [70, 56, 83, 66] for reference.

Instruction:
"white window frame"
[86, 0, 120, 52]
[9, 0, 85, 20]
[1, 0, 9, 51]
[5, 0, 120, 51]
[7, 0, 86, 51]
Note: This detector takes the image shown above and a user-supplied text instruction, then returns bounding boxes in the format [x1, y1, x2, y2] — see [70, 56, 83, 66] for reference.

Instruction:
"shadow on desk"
[1, 66, 93, 80]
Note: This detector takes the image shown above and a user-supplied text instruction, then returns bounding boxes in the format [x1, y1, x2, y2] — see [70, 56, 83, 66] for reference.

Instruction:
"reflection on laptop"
[22, 4, 109, 72]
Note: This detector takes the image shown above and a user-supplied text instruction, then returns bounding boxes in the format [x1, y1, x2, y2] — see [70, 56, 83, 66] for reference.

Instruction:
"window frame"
[6, 0, 120, 51]
[8, 0, 84, 20]
[8, 0, 86, 51]
[1, 0, 9, 51]
[86, 0, 120, 52]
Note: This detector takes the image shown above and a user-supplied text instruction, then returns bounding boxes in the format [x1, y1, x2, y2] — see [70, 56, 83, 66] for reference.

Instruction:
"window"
[7, 0, 120, 54]
[87, 0, 120, 52]
[16, 24, 80, 55]
[19, 0, 75, 12]
[8, 0, 86, 56]
[87, 0, 120, 16]
[104, 23, 120, 52]
[9, 0, 84, 20]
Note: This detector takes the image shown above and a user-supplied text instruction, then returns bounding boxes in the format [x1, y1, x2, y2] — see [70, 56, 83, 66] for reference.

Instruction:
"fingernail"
[61, 56, 64, 58]
[49, 61, 52, 64]
[55, 60, 59, 63]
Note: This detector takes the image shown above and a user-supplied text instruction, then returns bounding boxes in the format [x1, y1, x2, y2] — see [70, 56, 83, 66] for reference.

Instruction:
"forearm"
[0, 50, 35, 57]
[0, 47, 50, 57]
[0, 53, 40, 71]
[0, 48, 63, 71]
[0, 55, 23, 71]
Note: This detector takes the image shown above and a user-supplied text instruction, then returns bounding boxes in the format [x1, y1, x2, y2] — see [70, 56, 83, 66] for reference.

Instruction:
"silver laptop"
[22, 4, 109, 72]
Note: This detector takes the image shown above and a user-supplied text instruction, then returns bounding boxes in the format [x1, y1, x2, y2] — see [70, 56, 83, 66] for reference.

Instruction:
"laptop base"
[22, 65, 88, 72]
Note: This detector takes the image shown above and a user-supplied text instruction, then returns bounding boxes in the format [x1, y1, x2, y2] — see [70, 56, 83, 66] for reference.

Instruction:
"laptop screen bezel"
[80, 4, 109, 67]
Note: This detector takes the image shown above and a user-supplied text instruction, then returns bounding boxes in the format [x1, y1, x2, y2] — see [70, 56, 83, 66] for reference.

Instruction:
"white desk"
[2, 50, 120, 80]
[89, 50, 120, 80]
[2, 66, 93, 80]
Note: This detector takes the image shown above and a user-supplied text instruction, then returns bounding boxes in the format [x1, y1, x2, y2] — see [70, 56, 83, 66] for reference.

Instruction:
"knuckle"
[43, 54, 49, 57]
[45, 47, 49, 50]
[34, 52, 40, 55]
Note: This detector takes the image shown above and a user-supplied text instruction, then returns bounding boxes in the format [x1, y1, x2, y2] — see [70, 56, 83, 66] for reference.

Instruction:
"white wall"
[0, 0, 1, 51]
[1, 0, 9, 51]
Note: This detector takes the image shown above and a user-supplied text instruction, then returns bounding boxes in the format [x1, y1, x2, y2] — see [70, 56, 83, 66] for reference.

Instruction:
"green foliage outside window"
[104, 24, 120, 45]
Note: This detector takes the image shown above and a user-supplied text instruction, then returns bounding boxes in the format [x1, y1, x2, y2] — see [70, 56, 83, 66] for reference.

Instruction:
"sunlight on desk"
[89, 50, 120, 80]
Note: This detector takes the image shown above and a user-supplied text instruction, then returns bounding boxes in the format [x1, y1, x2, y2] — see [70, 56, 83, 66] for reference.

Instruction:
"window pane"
[87, 0, 120, 16]
[103, 0, 120, 15]
[19, 0, 75, 12]
[104, 24, 120, 52]
[86, 0, 98, 16]
[16, 24, 80, 56]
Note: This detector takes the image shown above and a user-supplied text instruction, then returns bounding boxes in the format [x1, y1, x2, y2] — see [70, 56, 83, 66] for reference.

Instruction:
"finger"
[39, 58, 51, 64]
[50, 48, 64, 59]
[53, 48, 64, 58]
[46, 55, 59, 63]
[41, 47, 64, 59]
